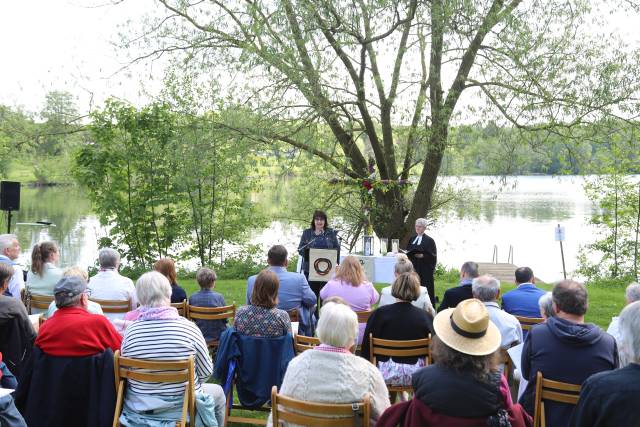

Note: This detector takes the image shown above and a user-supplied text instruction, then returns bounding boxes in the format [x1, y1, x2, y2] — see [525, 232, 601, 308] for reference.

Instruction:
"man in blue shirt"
[501, 267, 546, 318]
[246, 245, 317, 336]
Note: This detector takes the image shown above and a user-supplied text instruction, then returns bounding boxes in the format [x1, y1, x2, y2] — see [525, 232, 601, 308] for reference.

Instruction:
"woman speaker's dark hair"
[310, 210, 329, 230]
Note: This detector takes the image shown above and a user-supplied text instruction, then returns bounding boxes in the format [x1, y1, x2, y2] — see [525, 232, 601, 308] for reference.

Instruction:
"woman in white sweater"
[268, 301, 390, 426]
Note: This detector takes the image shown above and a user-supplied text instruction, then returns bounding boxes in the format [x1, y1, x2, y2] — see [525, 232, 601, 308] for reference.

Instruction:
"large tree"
[126, 0, 640, 242]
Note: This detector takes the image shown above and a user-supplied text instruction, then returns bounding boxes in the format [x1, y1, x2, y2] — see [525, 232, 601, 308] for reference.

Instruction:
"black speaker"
[0, 181, 20, 211]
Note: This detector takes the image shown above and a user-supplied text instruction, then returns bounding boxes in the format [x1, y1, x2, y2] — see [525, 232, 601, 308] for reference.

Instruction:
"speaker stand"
[6, 210, 12, 233]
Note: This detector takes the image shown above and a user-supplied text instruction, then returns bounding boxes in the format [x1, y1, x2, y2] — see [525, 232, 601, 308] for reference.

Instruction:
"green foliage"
[577, 124, 640, 281]
[73, 99, 259, 268]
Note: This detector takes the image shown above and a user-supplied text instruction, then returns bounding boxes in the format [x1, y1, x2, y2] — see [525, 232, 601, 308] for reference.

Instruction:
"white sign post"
[555, 224, 567, 279]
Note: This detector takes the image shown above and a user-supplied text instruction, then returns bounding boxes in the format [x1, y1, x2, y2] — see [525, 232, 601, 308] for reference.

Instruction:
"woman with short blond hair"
[320, 255, 379, 344]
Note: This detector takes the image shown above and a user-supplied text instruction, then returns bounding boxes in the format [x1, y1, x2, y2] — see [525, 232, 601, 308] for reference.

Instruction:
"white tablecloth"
[340, 254, 397, 284]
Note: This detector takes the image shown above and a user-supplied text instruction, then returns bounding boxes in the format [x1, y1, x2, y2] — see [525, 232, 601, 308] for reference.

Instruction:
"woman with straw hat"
[378, 299, 533, 426]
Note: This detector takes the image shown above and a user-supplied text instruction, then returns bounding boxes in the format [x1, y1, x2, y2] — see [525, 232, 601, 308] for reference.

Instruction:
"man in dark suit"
[406, 218, 437, 303]
[438, 261, 479, 311]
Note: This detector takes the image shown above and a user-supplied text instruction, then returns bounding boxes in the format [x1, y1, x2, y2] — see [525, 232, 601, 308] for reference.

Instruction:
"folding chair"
[112, 350, 196, 427]
[286, 308, 299, 323]
[171, 299, 187, 317]
[187, 304, 236, 351]
[533, 371, 581, 427]
[515, 315, 544, 331]
[271, 386, 370, 427]
[355, 310, 372, 324]
[90, 298, 132, 315]
[368, 334, 431, 399]
[28, 293, 54, 314]
[294, 334, 320, 354]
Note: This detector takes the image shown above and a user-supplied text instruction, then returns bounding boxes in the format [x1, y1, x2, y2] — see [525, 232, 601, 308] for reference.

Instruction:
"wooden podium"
[308, 248, 338, 282]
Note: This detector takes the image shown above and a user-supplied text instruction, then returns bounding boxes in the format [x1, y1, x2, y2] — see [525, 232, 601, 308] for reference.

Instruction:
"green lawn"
[179, 277, 623, 328]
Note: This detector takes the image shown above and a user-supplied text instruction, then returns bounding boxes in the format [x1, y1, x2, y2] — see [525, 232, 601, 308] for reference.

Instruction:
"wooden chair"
[112, 350, 196, 427]
[294, 334, 320, 354]
[500, 349, 512, 381]
[533, 371, 581, 427]
[90, 298, 132, 314]
[271, 386, 370, 427]
[515, 315, 544, 331]
[187, 304, 236, 350]
[286, 308, 299, 323]
[355, 310, 373, 324]
[368, 334, 432, 396]
[171, 299, 187, 317]
[28, 293, 54, 314]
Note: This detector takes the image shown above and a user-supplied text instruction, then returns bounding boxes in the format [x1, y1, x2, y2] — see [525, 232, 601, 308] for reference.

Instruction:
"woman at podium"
[297, 210, 340, 297]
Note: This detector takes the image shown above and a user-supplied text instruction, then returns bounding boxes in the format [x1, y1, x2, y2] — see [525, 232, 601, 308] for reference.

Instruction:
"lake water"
[3, 176, 600, 282]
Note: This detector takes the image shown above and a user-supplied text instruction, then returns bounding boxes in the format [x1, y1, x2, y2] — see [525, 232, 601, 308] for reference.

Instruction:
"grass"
[179, 275, 624, 426]
[178, 277, 622, 328]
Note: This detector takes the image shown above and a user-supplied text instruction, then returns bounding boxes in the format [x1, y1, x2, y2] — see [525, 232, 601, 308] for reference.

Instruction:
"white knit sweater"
[268, 349, 391, 426]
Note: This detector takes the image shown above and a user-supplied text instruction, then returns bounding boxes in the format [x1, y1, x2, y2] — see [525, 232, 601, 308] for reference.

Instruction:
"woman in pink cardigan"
[320, 256, 379, 344]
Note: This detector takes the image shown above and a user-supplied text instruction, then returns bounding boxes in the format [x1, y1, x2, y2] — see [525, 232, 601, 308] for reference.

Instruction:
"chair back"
[294, 335, 320, 354]
[112, 350, 195, 427]
[286, 308, 299, 323]
[533, 371, 581, 427]
[187, 303, 236, 322]
[369, 334, 432, 366]
[29, 293, 54, 313]
[500, 349, 512, 380]
[271, 386, 370, 427]
[515, 315, 544, 331]
[171, 299, 187, 317]
[355, 310, 372, 323]
[90, 298, 131, 314]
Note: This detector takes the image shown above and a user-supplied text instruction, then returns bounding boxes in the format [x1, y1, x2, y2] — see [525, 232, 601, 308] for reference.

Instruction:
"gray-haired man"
[472, 275, 523, 349]
[0, 234, 24, 300]
[87, 248, 137, 321]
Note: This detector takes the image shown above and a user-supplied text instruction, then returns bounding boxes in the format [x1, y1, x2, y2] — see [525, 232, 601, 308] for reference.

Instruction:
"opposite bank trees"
[128, 0, 640, 242]
[73, 100, 257, 267]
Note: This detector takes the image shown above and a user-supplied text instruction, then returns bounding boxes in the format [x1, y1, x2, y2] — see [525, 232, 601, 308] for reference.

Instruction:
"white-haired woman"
[119, 272, 225, 427]
[406, 218, 437, 304]
[378, 254, 434, 315]
[538, 291, 555, 320]
[267, 302, 390, 426]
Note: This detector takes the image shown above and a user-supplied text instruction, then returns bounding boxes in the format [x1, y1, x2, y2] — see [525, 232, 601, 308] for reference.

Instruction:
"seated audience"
[0, 263, 36, 379]
[25, 241, 63, 311]
[35, 277, 121, 357]
[267, 302, 390, 426]
[246, 245, 316, 336]
[320, 255, 379, 343]
[378, 254, 434, 315]
[154, 257, 187, 303]
[438, 261, 479, 311]
[189, 267, 227, 342]
[472, 275, 523, 349]
[606, 282, 640, 342]
[120, 271, 225, 427]
[538, 291, 555, 320]
[520, 280, 618, 427]
[0, 352, 27, 427]
[88, 248, 137, 321]
[570, 301, 640, 427]
[235, 270, 291, 337]
[0, 234, 24, 300]
[45, 266, 103, 319]
[501, 267, 546, 318]
[379, 299, 531, 426]
[361, 273, 434, 386]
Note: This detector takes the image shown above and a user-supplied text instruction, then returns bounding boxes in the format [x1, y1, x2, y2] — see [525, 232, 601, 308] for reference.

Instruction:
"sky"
[0, 0, 639, 116]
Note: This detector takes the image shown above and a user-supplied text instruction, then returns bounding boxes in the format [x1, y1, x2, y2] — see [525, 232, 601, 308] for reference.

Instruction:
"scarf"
[137, 306, 180, 321]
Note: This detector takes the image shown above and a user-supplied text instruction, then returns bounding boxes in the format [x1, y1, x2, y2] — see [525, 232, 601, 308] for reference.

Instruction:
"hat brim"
[433, 308, 502, 356]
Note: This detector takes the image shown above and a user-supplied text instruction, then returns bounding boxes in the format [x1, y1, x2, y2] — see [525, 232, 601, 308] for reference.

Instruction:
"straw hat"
[433, 299, 501, 356]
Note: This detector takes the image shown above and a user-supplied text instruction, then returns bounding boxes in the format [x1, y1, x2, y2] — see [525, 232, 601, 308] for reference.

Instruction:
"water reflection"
[0, 176, 600, 282]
